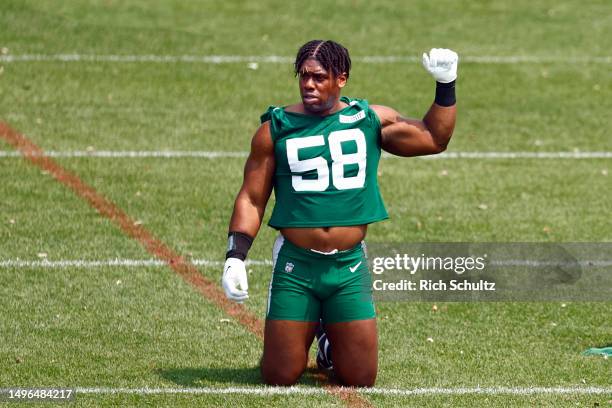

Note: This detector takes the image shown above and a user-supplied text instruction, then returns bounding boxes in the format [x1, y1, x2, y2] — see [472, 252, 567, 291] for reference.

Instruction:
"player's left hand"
[422, 48, 459, 83]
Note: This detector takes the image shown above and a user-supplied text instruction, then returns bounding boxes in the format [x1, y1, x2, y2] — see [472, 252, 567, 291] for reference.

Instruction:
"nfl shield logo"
[285, 262, 294, 273]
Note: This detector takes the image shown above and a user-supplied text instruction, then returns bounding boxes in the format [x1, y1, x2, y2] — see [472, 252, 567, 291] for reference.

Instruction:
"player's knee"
[338, 368, 377, 387]
[342, 375, 376, 387]
[261, 363, 304, 385]
[261, 364, 303, 386]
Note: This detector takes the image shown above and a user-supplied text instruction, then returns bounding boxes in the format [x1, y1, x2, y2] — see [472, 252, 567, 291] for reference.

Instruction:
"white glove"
[222, 257, 249, 302]
[422, 48, 459, 83]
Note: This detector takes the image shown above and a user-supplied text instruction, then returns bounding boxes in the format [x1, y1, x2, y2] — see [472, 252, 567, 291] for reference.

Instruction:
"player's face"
[298, 58, 347, 114]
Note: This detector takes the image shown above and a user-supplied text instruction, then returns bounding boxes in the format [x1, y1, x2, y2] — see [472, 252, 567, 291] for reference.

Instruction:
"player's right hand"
[422, 48, 459, 83]
[222, 258, 249, 302]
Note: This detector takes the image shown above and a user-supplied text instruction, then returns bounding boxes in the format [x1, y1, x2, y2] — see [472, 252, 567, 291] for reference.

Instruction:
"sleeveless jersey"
[260, 96, 388, 228]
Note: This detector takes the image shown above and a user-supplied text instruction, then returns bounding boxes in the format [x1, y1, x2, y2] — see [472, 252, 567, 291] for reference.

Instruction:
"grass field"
[1, 0, 611, 406]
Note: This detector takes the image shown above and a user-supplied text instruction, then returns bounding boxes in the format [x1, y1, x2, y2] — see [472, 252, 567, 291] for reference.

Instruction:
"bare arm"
[372, 101, 456, 157]
[228, 121, 275, 238]
[372, 48, 459, 157]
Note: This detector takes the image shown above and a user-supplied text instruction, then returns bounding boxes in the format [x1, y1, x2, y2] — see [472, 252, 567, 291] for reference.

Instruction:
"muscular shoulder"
[251, 121, 274, 155]
[370, 105, 401, 128]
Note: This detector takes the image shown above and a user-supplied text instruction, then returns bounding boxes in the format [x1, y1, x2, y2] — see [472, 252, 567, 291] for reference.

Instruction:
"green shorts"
[266, 235, 376, 324]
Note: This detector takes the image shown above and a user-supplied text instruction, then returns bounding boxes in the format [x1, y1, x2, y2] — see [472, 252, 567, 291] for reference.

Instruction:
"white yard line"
[1, 54, 612, 64]
[0, 259, 271, 268]
[1, 151, 611, 159]
[1, 259, 609, 269]
[408, 151, 612, 159]
[490, 260, 612, 267]
[72, 385, 612, 396]
[0, 150, 249, 158]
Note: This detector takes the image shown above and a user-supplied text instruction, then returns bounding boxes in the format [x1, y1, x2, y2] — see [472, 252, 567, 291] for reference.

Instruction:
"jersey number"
[286, 129, 366, 192]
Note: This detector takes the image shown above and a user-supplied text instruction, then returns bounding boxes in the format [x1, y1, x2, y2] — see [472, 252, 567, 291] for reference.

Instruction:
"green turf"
[1, 61, 611, 152]
[366, 394, 612, 408]
[69, 394, 340, 408]
[2, 0, 611, 56]
[1, 1, 611, 407]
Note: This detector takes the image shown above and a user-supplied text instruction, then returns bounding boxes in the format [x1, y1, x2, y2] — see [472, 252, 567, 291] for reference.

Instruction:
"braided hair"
[294, 40, 351, 79]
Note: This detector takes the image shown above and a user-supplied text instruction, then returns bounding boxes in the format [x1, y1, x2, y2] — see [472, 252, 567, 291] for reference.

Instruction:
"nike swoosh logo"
[349, 261, 362, 273]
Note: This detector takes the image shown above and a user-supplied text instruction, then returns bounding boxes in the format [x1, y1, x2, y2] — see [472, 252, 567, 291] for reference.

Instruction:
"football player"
[223, 40, 458, 386]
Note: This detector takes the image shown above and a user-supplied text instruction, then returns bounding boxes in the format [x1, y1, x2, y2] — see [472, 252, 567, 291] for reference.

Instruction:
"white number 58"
[286, 129, 366, 192]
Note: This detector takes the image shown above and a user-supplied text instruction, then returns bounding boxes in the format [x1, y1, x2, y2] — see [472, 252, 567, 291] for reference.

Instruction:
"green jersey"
[260, 96, 388, 228]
